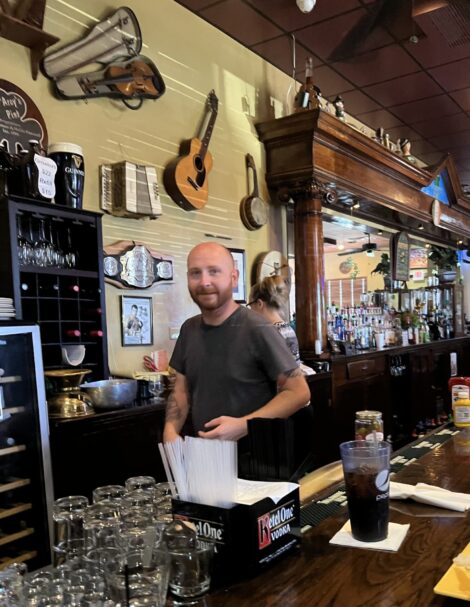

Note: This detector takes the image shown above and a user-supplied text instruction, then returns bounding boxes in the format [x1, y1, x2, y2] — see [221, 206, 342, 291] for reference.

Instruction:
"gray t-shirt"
[170, 306, 298, 432]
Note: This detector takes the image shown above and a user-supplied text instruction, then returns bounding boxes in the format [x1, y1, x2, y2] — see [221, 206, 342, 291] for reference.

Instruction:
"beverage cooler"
[0, 322, 53, 571]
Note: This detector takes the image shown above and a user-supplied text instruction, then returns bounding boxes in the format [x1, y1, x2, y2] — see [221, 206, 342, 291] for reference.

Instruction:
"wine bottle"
[65, 329, 81, 337]
[294, 57, 320, 112]
[87, 329, 103, 337]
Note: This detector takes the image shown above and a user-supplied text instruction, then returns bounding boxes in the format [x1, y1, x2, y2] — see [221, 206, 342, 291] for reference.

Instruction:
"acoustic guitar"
[164, 90, 218, 211]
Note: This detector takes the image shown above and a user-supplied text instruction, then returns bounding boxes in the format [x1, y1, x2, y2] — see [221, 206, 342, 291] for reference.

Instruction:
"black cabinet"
[49, 404, 167, 500]
[0, 197, 108, 379]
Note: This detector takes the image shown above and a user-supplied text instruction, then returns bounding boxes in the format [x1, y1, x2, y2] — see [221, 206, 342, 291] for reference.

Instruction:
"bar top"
[204, 428, 470, 607]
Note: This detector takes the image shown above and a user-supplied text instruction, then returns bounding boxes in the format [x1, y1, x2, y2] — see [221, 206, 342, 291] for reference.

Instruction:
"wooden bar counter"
[204, 429, 470, 607]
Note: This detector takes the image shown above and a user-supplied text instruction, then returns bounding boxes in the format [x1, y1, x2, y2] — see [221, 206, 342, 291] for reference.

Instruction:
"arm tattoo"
[284, 367, 303, 378]
[165, 392, 183, 422]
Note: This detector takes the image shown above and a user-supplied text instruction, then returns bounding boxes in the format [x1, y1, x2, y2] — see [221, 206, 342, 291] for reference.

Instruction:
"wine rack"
[0, 197, 108, 379]
[0, 324, 54, 571]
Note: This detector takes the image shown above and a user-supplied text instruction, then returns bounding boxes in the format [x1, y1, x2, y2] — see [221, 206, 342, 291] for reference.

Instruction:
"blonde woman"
[249, 276, 301, 366]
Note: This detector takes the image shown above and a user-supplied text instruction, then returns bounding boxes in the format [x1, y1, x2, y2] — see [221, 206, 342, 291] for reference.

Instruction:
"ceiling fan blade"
[337, 248, 362, 256]
[328, 0, 412, 63]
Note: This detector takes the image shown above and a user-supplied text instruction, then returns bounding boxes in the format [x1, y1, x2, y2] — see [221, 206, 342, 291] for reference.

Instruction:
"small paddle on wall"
[239, 154, 268, 230]
[163, 90, 218, 211]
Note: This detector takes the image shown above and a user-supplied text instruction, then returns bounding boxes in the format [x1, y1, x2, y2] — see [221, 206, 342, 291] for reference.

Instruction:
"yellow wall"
[0, 0, 294, 376]
[324, 251, 386, 291]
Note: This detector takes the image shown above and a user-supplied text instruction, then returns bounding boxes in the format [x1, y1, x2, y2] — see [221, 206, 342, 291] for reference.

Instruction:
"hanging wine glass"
[64, 226, 77, 269]
[33, 217, 50, 267]
[16, 213, 33, 266]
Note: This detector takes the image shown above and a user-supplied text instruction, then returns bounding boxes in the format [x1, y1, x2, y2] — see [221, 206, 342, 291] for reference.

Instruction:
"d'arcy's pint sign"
[0, 80, 48, 153]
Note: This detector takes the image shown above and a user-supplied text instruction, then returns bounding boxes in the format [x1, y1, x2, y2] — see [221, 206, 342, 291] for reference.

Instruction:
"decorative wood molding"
[279, 178, 337, 206]
[256, 109, 470, 234]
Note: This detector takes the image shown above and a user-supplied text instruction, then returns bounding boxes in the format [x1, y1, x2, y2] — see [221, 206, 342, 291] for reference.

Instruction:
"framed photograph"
[229, 248, 246, 303]
[120, 295, 153, 346]
[409, 247, 429, 269]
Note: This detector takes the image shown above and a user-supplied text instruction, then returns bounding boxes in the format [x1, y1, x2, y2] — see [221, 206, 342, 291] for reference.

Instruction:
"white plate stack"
[0, 298, 16, 321]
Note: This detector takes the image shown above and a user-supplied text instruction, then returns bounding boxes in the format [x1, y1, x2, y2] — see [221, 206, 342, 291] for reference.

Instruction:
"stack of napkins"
[390, 482, 470, 512]
[330, 521, 410, 552]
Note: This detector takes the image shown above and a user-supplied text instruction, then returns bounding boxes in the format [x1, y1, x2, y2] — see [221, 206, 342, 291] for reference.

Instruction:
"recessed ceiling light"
[418, 224, 424, 230]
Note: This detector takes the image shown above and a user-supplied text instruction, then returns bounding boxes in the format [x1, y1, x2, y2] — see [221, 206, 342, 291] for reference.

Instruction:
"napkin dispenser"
[172, 487, 300, 585]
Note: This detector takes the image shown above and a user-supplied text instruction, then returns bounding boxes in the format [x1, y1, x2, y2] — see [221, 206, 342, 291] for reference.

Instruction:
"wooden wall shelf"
[0, 11, 59, 79]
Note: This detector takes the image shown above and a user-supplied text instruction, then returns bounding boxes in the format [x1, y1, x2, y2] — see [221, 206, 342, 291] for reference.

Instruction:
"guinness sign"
[48, 142, 85, 208]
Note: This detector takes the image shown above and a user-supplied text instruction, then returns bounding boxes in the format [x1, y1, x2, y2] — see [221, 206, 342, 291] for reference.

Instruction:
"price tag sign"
[34, 154, 57, 199]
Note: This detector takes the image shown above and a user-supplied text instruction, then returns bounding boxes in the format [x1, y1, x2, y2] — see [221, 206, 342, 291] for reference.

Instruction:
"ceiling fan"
[338, 233, 377, 256]
[328, 0, 468, 63]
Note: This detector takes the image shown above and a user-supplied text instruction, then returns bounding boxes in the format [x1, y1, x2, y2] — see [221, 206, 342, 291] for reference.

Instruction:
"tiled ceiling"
[177, 0, 470, 190]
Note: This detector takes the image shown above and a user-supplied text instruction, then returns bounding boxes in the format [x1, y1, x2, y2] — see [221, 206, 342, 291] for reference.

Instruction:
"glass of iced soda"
[340, 440, 391, 542]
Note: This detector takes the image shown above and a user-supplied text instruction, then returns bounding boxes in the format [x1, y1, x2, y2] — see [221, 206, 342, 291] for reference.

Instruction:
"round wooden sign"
[0, 80, 48, 154]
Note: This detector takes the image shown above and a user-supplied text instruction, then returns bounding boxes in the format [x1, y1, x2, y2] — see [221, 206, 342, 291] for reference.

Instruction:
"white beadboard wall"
[0, 0, 294, 376]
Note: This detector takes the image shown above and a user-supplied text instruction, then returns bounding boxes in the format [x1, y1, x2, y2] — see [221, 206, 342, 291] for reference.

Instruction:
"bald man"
[163, 242, 310, 443]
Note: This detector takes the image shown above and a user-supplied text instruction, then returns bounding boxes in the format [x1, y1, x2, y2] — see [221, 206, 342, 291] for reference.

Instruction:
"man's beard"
[189, 284, 233, 311]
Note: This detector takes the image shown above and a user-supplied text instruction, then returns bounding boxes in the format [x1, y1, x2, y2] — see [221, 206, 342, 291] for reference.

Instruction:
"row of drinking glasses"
[16, 214, 77, 269]
[1, 538, 212, 606]
[53, 477, 174, 557]
[0, 476, 214, 606]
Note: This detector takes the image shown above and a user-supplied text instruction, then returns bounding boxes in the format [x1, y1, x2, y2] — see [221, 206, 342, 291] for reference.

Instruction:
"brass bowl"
[45, 368, 91, 393]
[45, 368, 94, 418]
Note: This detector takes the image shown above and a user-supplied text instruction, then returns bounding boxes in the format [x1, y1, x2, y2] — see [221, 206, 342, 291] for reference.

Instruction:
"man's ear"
[231, 268, 239, 287]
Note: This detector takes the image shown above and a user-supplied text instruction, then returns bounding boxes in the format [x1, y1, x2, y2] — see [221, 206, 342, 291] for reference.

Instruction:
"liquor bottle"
[294, 57, 320, 112]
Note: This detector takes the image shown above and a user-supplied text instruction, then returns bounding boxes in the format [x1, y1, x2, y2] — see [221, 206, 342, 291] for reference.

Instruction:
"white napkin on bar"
[390, 482, 470, 512]
[330, 520, 410, 552]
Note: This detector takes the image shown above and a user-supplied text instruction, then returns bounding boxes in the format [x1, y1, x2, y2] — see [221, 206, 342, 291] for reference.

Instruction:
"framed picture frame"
[229, 248, 246, 303]
[120, 295, 153, 346]
[391, 231, 410, 282]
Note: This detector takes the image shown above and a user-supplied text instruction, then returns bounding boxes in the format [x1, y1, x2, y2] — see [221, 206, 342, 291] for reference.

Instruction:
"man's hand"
[198, 416, 248, 441]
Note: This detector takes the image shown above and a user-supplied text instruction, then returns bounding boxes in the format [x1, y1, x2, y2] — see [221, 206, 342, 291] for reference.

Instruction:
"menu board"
[392, 231, 410, 282]
[0, 79, 48, 153]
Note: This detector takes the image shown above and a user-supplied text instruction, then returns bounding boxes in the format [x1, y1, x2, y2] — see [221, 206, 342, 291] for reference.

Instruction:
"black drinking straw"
[124, 563, 130, 607]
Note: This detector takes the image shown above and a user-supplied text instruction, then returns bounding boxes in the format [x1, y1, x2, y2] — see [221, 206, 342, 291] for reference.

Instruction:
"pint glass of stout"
[340, 440, 391, 542]
[48, 142, 85, 209]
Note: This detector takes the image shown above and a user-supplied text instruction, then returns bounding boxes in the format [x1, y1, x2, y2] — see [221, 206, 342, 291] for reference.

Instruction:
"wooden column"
[291, 180, 334, 359]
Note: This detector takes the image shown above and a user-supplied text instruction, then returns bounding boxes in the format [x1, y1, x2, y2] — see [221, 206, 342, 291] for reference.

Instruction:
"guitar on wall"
[164, 90, 218, 211]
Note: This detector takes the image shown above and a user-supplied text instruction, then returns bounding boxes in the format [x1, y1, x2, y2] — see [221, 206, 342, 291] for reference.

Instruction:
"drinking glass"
[122, 490, 156, 519]
[148, 376, 166, 403]
[167, 543, 214, 600]
[53, 495, 89, 544]
[64, 225, 77, 269]
[83, 502, 121, 549]
[16, 213, 33, 266]
[125, 476, 156, 493]
[105, 549, 170, 607]
[33, 217, 52, 267]
[340, 440, 391, 542]
[93, 484, 127, 504]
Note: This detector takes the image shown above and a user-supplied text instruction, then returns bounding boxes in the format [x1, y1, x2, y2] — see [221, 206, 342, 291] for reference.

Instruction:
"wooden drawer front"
[347, 359, 377, 379]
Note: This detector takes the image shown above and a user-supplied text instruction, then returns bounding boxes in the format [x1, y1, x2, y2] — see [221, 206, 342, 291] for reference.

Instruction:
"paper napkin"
[329, 520, 410, 552]
[390, 482, 470, 512]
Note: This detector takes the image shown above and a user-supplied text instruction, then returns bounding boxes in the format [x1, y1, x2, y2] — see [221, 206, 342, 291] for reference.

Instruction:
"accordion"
[100, 161, 162, 219]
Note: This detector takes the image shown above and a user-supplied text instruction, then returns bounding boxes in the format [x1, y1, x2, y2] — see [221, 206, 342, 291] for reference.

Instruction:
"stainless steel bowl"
[79, 379, 138, 410]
